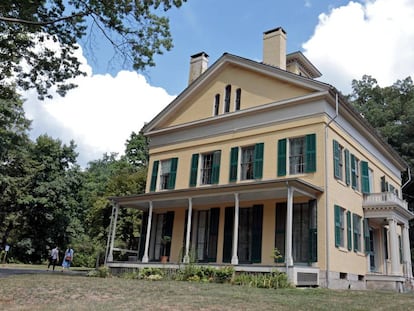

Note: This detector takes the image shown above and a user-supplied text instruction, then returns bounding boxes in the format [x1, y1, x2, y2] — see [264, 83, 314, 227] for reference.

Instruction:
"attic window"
[214, 94, 220, 116]
[224, 85, 231, 113]
[235, 88, 241, 111]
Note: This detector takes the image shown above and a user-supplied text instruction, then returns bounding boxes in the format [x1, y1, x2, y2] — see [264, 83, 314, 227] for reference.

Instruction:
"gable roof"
[142, 52, 330, 133]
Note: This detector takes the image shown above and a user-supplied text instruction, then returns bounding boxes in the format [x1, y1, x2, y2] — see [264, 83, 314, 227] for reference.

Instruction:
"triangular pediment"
[143, 54, 330, 132]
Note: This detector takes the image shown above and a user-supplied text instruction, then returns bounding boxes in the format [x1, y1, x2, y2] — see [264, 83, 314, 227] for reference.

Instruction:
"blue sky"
[22, 0, 414, 167]
[89, 0, 353, 95]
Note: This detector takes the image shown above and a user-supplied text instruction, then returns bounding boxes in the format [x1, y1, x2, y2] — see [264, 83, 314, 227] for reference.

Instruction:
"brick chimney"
[262, 27, 287, 70]
[188, 52, 209, 84]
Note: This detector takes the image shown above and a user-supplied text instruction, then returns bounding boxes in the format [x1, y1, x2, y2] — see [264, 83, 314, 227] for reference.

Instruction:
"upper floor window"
[189, 151, 221, 187]
[149, 158, 178, 191]
[333, 140, 344, 180]
[277, 134, 316, 176]
[229, 143, 264, 182]
[241, 146, 255, 180]
[235, 88, 241, 111]
[214, 94, 220, 116]
[224, 85, 231, 113]
[351, 154, 359, 191]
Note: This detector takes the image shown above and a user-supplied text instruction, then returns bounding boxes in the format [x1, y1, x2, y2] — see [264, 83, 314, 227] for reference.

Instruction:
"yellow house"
[106, 27, 414, 291]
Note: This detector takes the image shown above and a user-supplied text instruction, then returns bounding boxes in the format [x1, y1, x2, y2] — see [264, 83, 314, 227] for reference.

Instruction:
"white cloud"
[303, 0, 414, 94]
[22, 47, 175, 167]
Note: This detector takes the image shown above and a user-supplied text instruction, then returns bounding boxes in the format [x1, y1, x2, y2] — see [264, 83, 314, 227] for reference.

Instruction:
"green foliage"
[139, 267, 165, 280]
[232, 271, 291, 289]
[0, 0, 187, 99]
[271, 247, 282, 262]
[350, 75, 414, 172]
[175, 265, 234, 283]
[87, 265, 111, 278]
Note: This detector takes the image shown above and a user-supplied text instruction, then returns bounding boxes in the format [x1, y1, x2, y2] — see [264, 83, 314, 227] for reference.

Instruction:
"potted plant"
[160, 236, 171, 263]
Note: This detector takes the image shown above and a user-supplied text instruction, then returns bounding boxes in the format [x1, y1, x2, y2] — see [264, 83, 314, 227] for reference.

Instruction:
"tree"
[3, 135, 83, 263]
[0, 0, 187, 99]
[0, 90, 32, 251]
[125, 131, 149, 168]
[350, 75, 414, 171]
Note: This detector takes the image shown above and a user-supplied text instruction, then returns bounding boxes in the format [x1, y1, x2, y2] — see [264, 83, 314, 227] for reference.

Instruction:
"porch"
[104, 178, 323, 286]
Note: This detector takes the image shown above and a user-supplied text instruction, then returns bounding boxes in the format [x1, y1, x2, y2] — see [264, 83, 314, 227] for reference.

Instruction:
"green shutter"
[334, 205, 341, 247]
[223, 207, 234, 263]
[361, 161, 370, 193]
[305, 134, 316, 173]
[345, 149, 350, 185]
[347, 211, 352, 251]
[168, 158, 178, 189]
[207, 208, 220, 262]
[333, 140, 341, 179]
[251, 205, 263, 263]
[163, 211, 175, 257]
[150, 160, 159, 191]
[381, 176, 387, 192]
[364, 218, 370, 254]
[189, 154, 199, 187]
[229, 147, 239, 182]
[277, 139, 287, 176]
[351, 154, 357, 189]
[253, 143, 264, 179]
[308, 199, 317, 262]
[211, 151, 221, 184]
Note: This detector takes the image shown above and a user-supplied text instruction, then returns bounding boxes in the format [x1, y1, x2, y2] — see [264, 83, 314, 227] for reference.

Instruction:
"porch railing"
[363, 192, 408, 210]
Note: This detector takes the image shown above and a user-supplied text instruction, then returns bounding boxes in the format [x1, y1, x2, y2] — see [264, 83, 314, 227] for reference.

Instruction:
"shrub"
[139, 267, 164, 280]
[87, 265, 111, 278]
[232, 270, 291, 289]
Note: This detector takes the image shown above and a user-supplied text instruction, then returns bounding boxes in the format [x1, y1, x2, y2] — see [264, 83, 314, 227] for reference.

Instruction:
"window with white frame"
[241, 145, 255, 180]
[189, 151, 221, 187]
[334, 205, 345, 248]
[289, 137, 305, 174]
[149, 158, 178, 191]
[353, 214, 362, 252]
[333, 140, 344, 180]
[351, 154, 359, 190]
[160, 159, 172, 190]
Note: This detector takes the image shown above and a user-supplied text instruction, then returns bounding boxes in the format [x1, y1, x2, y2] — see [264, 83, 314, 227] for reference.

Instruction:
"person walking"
[61, 246, 74, 272]
[47, 246, 59, 271]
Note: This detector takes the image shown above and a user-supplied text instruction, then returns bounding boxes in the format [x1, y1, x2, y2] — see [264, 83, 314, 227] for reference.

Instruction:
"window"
[241, 146, 255, 180]
[149, 158, 178, 191]
[229, 143, 264, 182]
[353, 214, 362, 252]
[189, 151, 221, 187]
[334, 205, 345, 248]
[223, 205, 263, 263]
[235, 88, 241, 111]
[351, 154, 359, 190]
[277, 134, 316, 176]
[290, 137, 305, 174]
[333, 140, 344, 180]
[214, 94, 220, 116]
[224, 85, 231, 113]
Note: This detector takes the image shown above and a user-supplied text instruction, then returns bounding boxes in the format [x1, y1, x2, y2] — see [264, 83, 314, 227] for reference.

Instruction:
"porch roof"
[108, 178, 324, 210]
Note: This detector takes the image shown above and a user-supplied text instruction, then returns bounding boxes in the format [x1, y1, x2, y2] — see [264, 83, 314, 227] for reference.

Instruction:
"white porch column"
[285, 186, 294, 266]
[142, 201, 153, 263]
[231, 193, 239, 265]
[388, 218, 400, 275]
[107, 203, 119, 262]
[183, 198, 193, 263]
[402, 223, 413, 278]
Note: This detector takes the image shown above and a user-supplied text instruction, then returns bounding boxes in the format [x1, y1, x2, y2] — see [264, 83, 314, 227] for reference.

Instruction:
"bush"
[232, 270, 291, 289]
[87, 265, 111, 278]
[175, 265, 234, 283]
[139, 267, 164, 280]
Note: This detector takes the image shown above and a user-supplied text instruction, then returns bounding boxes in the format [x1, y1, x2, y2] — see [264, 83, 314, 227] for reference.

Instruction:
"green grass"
[1, 273, 414, 310]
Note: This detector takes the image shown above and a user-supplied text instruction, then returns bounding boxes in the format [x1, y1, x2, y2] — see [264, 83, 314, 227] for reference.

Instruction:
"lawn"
[1, 273, 414, 310]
